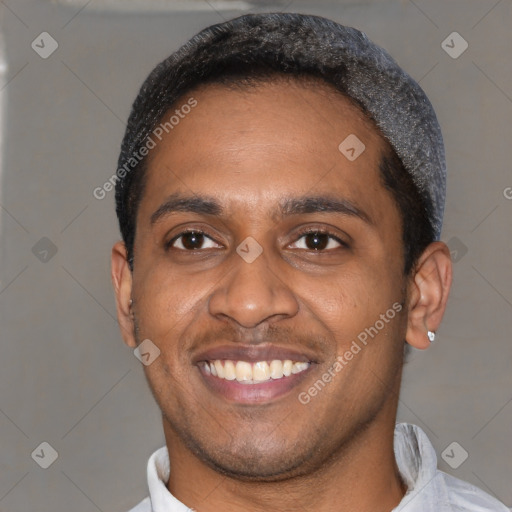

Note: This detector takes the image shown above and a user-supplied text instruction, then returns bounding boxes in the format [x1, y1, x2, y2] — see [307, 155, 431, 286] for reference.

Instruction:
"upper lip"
[193, 344, 317, 364]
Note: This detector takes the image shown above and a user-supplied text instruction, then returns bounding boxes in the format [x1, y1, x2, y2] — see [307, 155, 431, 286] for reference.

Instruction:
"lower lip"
[197, 364, 313, 404]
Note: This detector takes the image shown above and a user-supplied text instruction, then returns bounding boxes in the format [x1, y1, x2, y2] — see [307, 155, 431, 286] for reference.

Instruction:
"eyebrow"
[150, 192, 372, 226]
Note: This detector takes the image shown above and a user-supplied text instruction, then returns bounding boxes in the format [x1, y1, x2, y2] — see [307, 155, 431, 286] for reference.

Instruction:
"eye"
[167, 230, 221, 251]
[166, 228, 346, 252]
[289, 229, 345, 251]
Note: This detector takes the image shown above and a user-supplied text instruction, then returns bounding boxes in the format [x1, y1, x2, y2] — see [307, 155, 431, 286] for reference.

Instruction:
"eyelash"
[165, 227, 347, 252]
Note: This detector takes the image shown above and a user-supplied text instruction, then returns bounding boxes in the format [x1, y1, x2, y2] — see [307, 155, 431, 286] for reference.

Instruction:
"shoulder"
[439, 470, 509, 511]
[125, 496, 152, 512]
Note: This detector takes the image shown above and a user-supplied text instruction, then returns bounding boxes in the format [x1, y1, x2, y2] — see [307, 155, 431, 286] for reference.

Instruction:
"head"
[111, 13, 452, 481]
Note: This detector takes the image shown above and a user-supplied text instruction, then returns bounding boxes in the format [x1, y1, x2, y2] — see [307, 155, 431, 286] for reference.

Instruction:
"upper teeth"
[202, 359, 310, 383]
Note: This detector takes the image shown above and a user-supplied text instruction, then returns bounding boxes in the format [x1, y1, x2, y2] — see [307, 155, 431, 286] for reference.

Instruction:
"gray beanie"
[312, 20, 446, 239]
[116, 12, 446, 253]
[315, 17, 447, 239]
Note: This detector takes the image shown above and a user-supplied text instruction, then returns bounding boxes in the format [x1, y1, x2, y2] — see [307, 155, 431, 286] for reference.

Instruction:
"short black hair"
[115, 12, 434, 274]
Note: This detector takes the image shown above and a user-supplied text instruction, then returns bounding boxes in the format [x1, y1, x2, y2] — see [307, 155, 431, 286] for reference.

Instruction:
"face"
[123, 79, 411, 480]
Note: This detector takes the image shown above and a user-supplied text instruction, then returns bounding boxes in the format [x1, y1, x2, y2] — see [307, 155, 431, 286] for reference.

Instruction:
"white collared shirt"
[127, 423, 509, 512]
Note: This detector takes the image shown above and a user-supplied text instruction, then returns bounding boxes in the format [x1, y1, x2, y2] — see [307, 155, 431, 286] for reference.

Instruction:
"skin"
[111, 78, 452, 512]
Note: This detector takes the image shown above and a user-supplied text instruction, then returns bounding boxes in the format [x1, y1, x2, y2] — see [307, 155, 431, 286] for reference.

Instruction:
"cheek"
[135, 254, 211, 309]
[133, 270, 201, 386]
[300, 264, 403, 338]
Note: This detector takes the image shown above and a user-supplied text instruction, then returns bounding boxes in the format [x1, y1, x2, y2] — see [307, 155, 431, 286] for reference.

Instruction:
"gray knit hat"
[116, 12, 446, 256]
[318, 18, 447, 239]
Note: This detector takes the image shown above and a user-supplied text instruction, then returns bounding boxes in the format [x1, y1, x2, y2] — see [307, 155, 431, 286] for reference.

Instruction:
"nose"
[208, 248, 299, 329]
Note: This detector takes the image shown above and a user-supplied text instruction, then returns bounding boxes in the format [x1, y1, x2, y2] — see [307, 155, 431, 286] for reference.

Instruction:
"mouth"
[199, 359, 310, 384]
[194, 345, 317, 404]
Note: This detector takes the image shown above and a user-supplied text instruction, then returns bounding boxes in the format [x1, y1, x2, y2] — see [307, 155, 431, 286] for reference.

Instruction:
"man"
[111, 12, 508, 512]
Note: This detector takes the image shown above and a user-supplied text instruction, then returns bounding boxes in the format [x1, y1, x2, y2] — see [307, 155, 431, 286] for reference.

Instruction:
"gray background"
[1, 0, 511, 510]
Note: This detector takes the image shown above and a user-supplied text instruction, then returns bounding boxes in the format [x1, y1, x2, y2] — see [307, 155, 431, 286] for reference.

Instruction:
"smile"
[200, 359, 310, 384]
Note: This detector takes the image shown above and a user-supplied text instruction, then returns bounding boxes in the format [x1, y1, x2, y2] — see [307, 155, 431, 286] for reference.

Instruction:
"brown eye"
[290, 230, 344, 251]
[304, 232, 330, 250]
[167, 231, 220, 251]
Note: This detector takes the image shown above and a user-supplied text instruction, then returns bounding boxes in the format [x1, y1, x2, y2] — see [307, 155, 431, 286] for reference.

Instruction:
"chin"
[203, 453, 311, 482]
[187, 436, 321, 482]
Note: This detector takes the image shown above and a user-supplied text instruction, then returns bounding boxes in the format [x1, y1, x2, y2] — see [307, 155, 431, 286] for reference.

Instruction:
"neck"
[163, 401, 406, 512]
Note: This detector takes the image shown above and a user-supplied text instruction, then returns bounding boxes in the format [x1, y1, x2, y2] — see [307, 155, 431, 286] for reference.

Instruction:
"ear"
[111, 241, 137, 348]
[405, 241, 453, 350]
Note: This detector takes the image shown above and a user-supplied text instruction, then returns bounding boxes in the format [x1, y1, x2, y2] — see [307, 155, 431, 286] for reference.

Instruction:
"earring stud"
[427, 330, 436, 342]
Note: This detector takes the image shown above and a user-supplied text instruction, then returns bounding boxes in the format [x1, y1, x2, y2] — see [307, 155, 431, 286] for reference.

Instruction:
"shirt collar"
[392, 423, 452, 511]
[146, 444, 190, 512]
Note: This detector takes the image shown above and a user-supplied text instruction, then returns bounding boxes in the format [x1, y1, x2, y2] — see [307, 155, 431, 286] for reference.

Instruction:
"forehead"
[139, 78, 390, 220]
